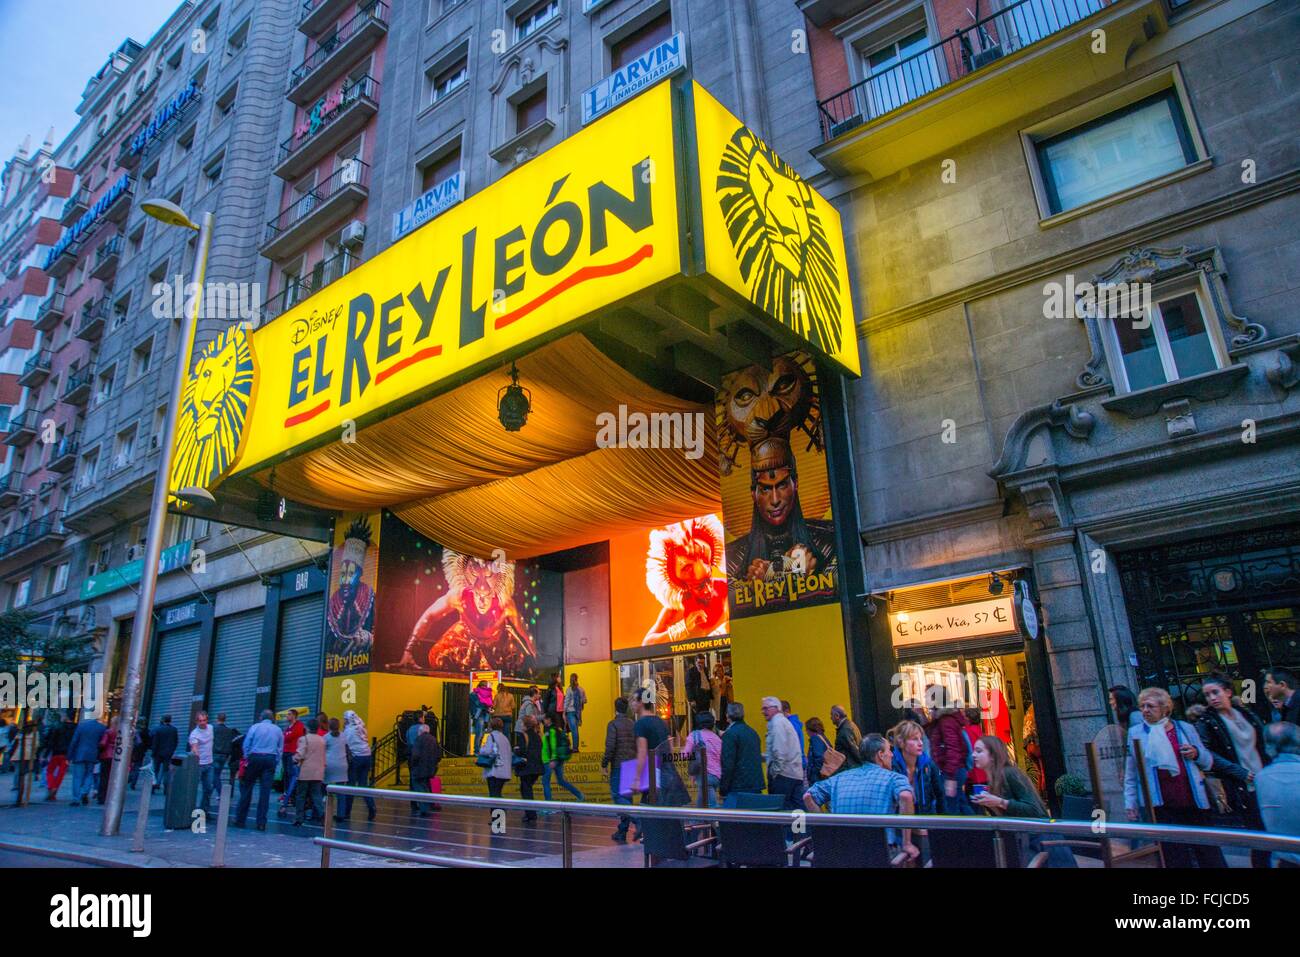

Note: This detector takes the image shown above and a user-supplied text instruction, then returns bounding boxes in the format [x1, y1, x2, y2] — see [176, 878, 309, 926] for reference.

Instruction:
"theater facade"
[163, 77, 910, 755]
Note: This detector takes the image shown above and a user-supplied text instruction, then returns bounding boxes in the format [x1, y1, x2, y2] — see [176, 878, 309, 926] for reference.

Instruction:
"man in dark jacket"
[830, 705, 862, 771]
[685, 656, 712, 716]
[43, 715, 74, 800]
[129, 720, 151, 789]
[408, 730, 442, 816]
[602, 696, 638, 842]
[212, 714, 238, 787]
[719, 702, 764, 803]
[150, 716, 179, 794]
[1262, 669, 1300, 725]
[67, 714, 106, 806]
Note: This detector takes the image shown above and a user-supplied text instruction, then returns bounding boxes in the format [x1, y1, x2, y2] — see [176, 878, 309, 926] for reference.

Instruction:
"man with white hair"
[1255, 721, 1300, 867]
[762, 695, 805, 811]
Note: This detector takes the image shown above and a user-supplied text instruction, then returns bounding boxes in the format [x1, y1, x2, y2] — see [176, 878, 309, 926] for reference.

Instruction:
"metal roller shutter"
[147, 625, 201, 728]
[207, 608, 263, 728]
[273, 594, 324, 716]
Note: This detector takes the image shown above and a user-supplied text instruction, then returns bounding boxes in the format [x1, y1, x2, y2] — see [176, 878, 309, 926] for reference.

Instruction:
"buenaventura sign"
[170, 79, 859, 497]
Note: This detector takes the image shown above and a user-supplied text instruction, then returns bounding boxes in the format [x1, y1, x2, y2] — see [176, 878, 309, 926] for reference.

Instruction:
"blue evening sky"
[0, 0, 182, 164]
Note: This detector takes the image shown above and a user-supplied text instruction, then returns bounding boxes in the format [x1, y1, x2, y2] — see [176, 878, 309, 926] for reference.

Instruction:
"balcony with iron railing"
[49, 433, 80, 473]
[61, 189, 90, 227]
[3, 410, 37, 447]
[275, 75, 380, 181]
[18, 350, 53, 388]
[0, 511, 67, 561]
[263, 248, 363, 323]
[261, 159, 370, 260]
[76, 297, 109, 341]
[34, 292, 67, 332]
[299, 0, 355, 37]
[45, 237, 81, 279]
[287, 1, 389, 106]
[63, 366, 93, 406]
[91, 234, 123, 280]
[813, 0, 1164, 179]
[0, 472, 23, 507]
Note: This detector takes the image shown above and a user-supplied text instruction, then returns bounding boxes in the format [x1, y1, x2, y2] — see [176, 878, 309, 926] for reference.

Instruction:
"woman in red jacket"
[926, 704, 971, 815]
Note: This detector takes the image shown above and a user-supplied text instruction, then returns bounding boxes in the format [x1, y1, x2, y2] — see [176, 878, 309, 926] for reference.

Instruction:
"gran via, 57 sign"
[582, 33, 685, 125]
[888, 597, 1018, 648]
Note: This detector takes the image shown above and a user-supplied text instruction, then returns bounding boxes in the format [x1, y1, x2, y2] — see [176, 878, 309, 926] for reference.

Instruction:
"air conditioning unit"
[340, 220, 365, 248]
[339, 158, 361, 186]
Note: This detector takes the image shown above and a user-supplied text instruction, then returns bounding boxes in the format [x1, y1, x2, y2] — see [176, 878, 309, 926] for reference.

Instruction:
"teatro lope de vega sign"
[169, 81, 858, 498]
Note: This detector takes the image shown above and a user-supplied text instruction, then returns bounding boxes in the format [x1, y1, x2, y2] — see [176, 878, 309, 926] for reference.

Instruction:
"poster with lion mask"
[716, 351, 839, 618]
[373, 512, 562, 680]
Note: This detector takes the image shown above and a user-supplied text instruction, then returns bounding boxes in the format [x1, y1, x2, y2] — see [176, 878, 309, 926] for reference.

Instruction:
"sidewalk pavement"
[0, 785, 413, 868]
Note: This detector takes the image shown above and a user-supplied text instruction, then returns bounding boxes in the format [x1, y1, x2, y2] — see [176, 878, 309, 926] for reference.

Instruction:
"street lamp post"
[101, 203, 213, 836]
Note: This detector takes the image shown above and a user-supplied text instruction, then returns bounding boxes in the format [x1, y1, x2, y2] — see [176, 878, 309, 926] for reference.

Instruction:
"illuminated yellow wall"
[729, 602, 850, 730]
[568, 660, 619, 743]
[322, 673, 371, 725]
[365, 672, 447, 736]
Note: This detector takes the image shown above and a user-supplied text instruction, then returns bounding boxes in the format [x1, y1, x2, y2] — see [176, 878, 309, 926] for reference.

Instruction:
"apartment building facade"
[805, 0, 1299, 783]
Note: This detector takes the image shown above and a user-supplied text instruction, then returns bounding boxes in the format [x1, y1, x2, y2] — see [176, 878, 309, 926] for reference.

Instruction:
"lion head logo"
[716, 125, 843, 356]
[170, 323, 255, 495]
[716, 351, 822, 475]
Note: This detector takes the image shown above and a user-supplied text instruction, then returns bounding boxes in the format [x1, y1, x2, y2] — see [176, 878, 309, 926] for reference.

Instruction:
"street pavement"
[0, 778, 644, 868]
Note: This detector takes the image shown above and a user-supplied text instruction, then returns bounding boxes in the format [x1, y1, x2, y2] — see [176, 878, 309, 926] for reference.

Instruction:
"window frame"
[1101, 274, 1230, 395]
[1035, 89, 1199, 217]
[1020, 66, 1212, 226]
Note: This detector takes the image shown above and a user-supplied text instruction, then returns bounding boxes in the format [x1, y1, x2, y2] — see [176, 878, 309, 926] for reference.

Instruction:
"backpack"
[550, 727, 570, 762]
[959, 725, 974, 771]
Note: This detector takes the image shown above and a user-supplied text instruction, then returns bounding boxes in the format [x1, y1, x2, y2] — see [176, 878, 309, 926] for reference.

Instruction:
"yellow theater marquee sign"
[171, 81, 858, 497]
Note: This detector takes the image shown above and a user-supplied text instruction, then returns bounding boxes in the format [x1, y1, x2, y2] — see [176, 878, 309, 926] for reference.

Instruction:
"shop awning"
[254, 333, 720, 557]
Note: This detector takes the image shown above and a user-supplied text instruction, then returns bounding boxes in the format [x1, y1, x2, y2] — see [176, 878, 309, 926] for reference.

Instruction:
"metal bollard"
[212, 783, 232, 867]
[130, 767, 155, 853]
[321, 790, 335, 869]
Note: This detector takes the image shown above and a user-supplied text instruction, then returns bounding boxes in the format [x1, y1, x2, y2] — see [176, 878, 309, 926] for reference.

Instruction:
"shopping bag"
[429, 776, 443, 794]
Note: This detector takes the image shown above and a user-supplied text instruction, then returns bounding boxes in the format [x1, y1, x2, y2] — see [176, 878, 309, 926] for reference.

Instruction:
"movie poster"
[716, 351, 839, 618]
[372, 512, 562, 680]
[609, 513, 730, 661]
[324, 512, 380, 677]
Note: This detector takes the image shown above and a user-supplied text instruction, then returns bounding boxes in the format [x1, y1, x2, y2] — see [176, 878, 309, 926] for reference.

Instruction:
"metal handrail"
[318, 784, 1300, 868]
[817, 0, 1113, 141]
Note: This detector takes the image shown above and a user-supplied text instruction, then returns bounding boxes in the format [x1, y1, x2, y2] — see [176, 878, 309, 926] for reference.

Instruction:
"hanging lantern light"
[497, 361, 532, 432]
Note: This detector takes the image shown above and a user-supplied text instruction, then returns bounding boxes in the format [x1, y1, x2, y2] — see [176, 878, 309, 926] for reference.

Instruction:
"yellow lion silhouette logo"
[170, 323, 256, 496]
[716, 125, 843, 355]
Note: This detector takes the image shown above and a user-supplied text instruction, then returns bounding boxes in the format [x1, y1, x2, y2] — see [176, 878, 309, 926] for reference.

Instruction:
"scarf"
[1142, 717, 1181, 774]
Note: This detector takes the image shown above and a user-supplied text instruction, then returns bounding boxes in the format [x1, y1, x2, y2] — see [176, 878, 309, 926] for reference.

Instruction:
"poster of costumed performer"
[719, 353, 836, 584]
[642, 515, 729, 646]
[326, 517, 376, 661]
[396, 550, 539, 677]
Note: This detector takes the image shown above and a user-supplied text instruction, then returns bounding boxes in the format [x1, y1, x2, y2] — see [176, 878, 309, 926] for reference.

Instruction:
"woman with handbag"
[1122, 687, 1225, 868]
[682, 711, 722, 806]
[541, 712, 584, 801]
[479, 717, 513, 799]
[1196, 675, 1270, 867]
[515, 714, 544, 823]
[806, 717, 839, 780]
